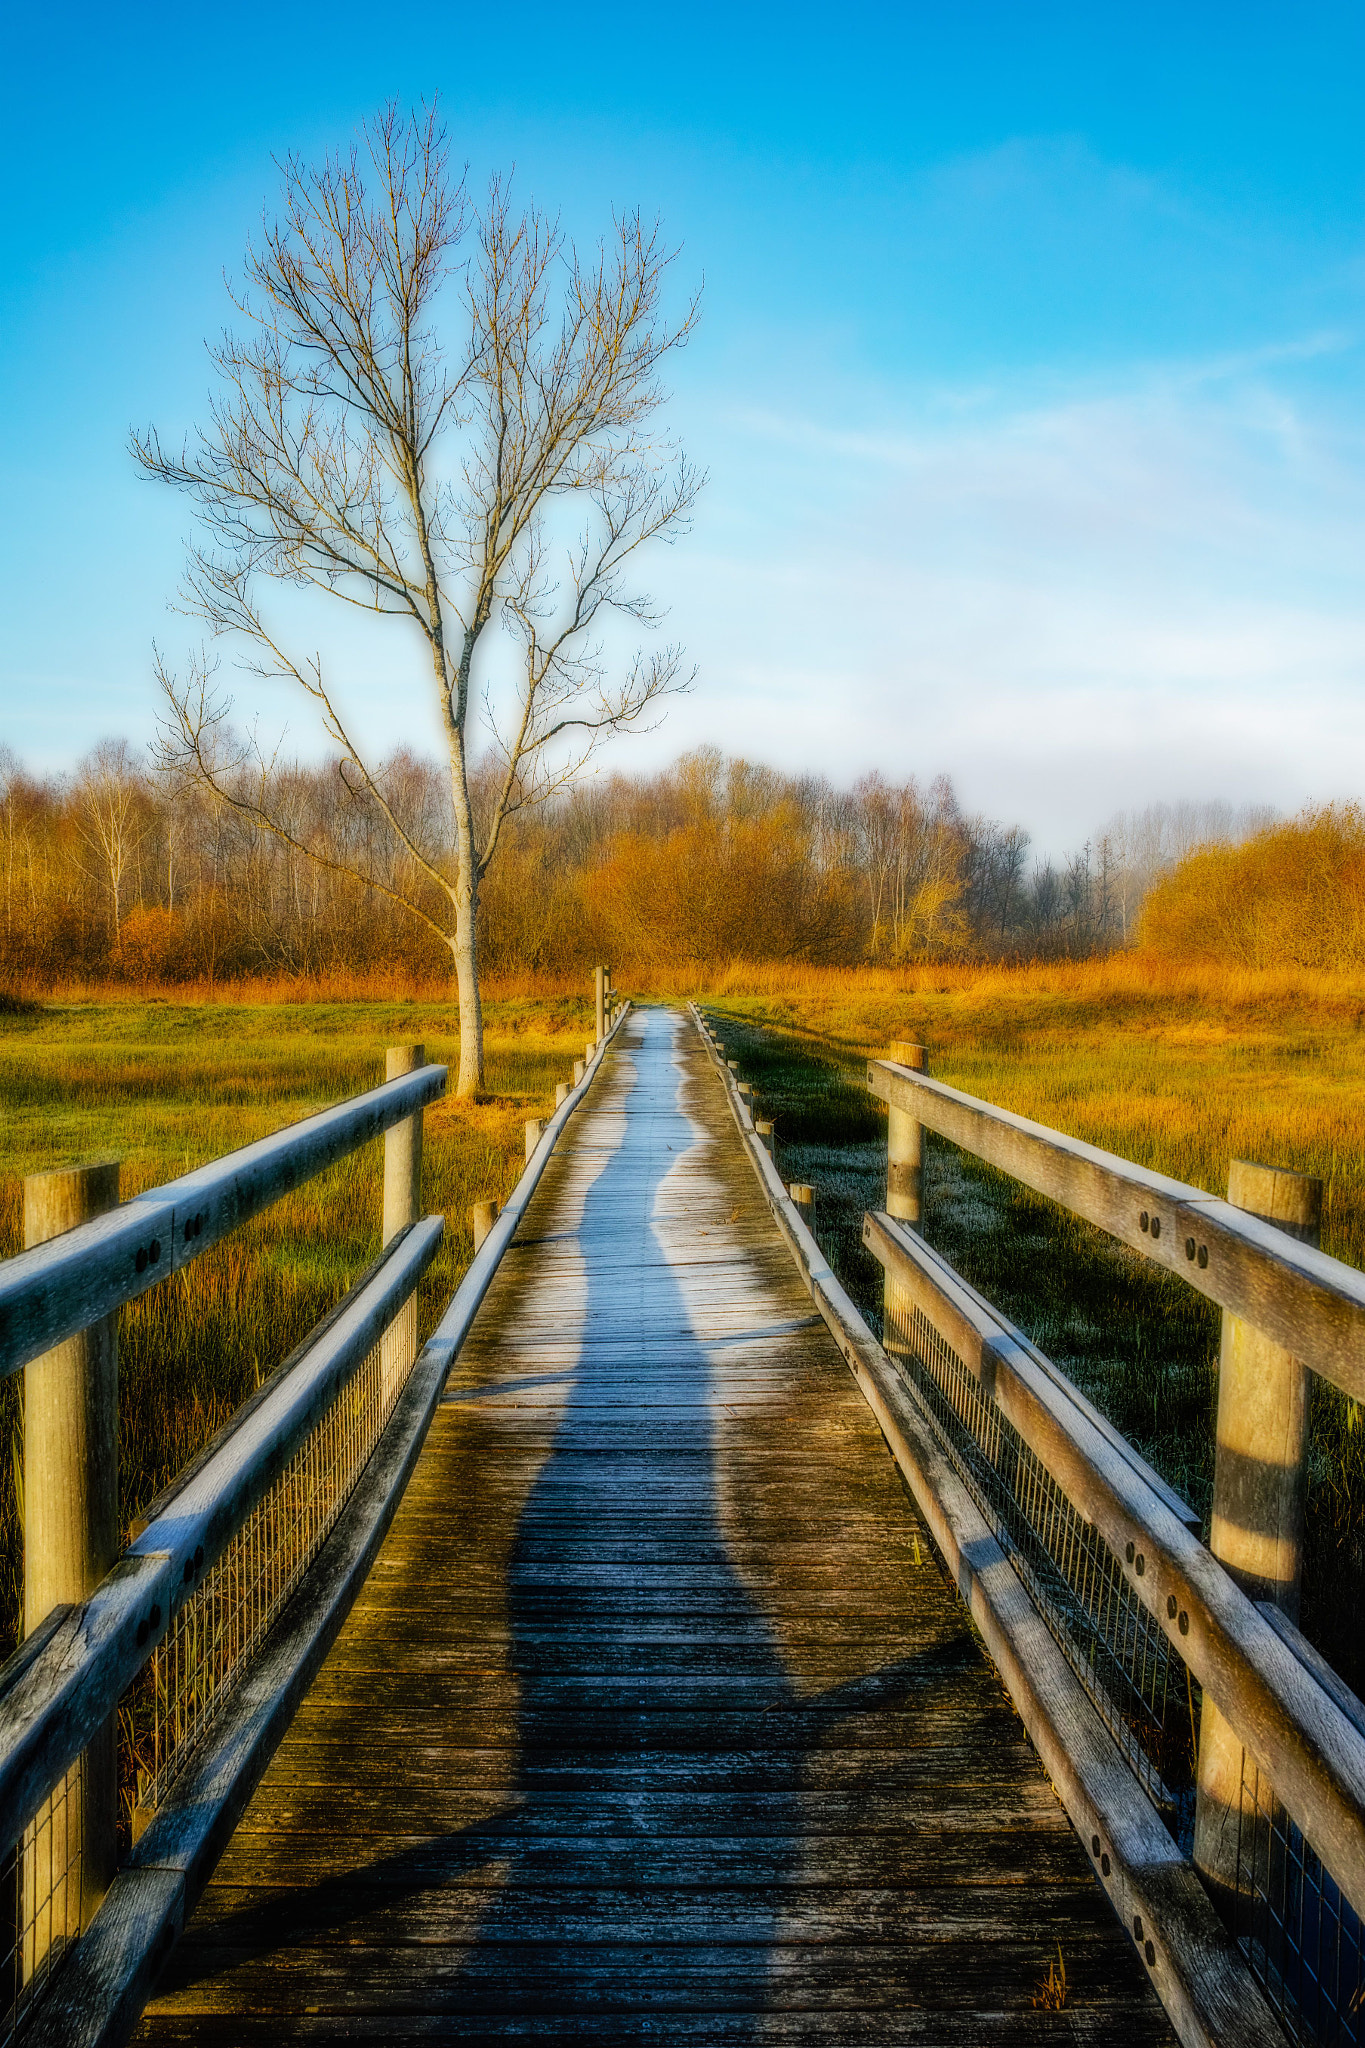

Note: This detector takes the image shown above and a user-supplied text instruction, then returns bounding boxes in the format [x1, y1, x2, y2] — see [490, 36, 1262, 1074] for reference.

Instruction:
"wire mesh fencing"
[0, 1261, 423, 2048]
[124, 1288, 421, 1835]
[883, 1273, 1365, 2046]
[1231, 1751, 1365, 2046]
[0, 1760, 87, 2046]
[883, 1281, 1199, 1829]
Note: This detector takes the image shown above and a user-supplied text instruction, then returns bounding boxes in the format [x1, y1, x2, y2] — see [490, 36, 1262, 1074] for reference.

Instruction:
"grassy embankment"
[697, 957, 1365, 1699]
[0, 990, 595, 1662]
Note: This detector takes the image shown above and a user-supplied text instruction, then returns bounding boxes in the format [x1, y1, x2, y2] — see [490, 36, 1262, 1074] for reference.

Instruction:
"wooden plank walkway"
[135, 1008, 1177, 2043]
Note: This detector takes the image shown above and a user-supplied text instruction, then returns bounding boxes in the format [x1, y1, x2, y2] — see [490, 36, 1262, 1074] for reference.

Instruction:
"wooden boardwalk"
[135, 1008, 1176, 2043]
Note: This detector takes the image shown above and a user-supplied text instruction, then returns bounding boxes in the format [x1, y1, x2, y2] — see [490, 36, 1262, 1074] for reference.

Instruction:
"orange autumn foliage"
[585, 807, 860, 966]
[1139, 804, 1365, 970]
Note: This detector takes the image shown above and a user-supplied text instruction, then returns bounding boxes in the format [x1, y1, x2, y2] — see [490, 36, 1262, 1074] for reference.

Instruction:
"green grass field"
[0, 992, 596, 1659]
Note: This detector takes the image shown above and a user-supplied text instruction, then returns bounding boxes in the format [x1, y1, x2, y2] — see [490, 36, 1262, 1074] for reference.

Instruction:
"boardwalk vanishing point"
[135, 1007, 1174, 2043]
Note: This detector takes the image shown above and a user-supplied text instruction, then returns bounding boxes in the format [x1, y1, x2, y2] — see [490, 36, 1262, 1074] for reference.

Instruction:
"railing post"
[1194, 1158, 1321, 1915]
[594, 965, 607, 1044]
[886, 1042, 928, 1228]
[789, 1182, 816, 1226]
[381, 1046, 425, 1404]
[756, 1119, 775, 1158]
[555, 1082, 570, 1108]
[585, 1038, 597, 1071]
[573, 1059, 585, 1086]
[22, 1161, 120, 1952]
[382, 1046, 426, 1245]
[525, 1118, 544, 1162]
[472, 1201, 499, 1253]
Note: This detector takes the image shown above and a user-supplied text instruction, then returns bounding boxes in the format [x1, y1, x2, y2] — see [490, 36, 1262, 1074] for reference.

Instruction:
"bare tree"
[1097, 800, 1279, 944]
[134, 100, 701, 1094]
[0, 745, 20, 945]
[74, 740, 149, 948]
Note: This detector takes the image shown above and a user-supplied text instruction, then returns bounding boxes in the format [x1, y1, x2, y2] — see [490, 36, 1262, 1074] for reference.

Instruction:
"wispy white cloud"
[640, 337, 1365, 852]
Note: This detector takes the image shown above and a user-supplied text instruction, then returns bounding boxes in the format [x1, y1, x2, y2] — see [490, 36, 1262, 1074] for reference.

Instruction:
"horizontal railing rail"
[865, 1208, 1365, 1920]
[0, 1063, 448, 1380]
[0, 1217, 443, 1859]
[907, 1227, 1202, 1534]
[868, 1057, 1365, 1401]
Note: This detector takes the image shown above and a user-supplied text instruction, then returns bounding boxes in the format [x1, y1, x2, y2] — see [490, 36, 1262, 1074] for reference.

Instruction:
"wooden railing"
[694, 1007, 1365, 2048]
[0, 990, 631, 2048]
[0, 1064, 445, 1380]
[866, 1056, 1364, 1396]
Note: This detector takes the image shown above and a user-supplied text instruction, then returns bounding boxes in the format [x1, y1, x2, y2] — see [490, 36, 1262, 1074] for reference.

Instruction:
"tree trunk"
[447, 735, 485, 1099]
[452, 870, 484, 1098]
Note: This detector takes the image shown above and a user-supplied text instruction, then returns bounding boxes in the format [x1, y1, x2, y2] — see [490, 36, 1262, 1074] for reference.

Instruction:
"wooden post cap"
[1227, 1160, 1322, 1246]
[23, 1160, 120, 1246]
[890, 1041, 928, 1071]
[385, 1043, 425, 1080]
[789, 1183, 815, 1207]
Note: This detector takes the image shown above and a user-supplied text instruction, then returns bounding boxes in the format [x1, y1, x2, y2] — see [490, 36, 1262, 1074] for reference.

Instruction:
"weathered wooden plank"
[128, 2015, 1172, 2045]
[868, 1054, 1365, 1399]
[133, 1007, 1180, 2045]
[166, 1878, 1121, 1941]
[183, 1822, 1088, 1885]
[145, 1937, 1154, 2013]
[697, 1008, 1269, 2048]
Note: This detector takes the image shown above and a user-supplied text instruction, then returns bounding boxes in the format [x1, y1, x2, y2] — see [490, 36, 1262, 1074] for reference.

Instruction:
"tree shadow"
[158, 1012, 963, 2025]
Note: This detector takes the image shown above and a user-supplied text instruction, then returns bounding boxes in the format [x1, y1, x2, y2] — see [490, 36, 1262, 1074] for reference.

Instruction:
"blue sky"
[3, 2, 1365, 850]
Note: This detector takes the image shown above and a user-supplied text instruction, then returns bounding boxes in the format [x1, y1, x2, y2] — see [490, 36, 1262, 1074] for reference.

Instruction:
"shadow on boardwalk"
[157, 1016, 956, 2030]
[140, 1012, 1173, 2043]
[442, 1024, 947, 2025]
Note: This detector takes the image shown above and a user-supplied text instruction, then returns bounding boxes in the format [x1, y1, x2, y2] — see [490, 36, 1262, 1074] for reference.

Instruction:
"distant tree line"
[0, 737, 1274, 986]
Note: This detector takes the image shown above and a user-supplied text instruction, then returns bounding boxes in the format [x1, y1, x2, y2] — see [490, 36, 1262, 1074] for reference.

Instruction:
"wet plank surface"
[135, 1008, 1176, 2044]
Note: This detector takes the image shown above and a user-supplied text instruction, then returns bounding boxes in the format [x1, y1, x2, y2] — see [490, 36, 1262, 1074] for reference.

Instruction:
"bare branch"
[153, 651, 457, 952]
[135, 99, 702, 1093]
